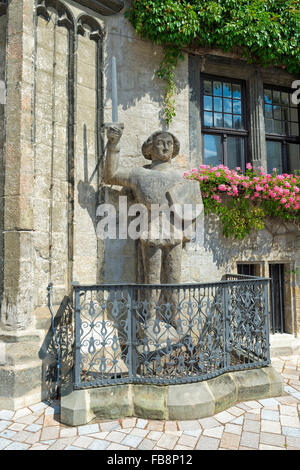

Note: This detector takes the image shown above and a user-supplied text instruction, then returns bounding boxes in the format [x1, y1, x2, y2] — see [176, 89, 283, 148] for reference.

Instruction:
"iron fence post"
[127, 287, 133, 380]
[264, 280, 271, 364]
[224, 284, 230, 370]
[74, 286, 81, 388]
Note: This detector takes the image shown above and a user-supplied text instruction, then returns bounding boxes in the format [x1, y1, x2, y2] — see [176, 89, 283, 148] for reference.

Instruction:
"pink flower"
[246, 163, 252, 170]
[218, 184, 227, 191]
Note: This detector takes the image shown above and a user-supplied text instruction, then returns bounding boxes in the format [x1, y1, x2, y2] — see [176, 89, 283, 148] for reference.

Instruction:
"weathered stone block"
[61, 389, 95, 427]
[208, 373, 237, 414]
[167, 382, 215, 421]
[133, 384, 167, 420]
[89, 384, 132, 419]
[230, 368, 271, 402]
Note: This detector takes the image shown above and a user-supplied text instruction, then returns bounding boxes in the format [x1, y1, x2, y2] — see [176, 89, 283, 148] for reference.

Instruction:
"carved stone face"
[152, 133, 174, 162]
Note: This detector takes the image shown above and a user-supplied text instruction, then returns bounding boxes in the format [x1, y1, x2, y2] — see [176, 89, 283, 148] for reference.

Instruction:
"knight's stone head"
[142, 131, 180, 163]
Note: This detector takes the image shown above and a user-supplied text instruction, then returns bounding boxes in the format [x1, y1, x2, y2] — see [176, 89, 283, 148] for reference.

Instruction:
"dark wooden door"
[269, 264, 285, 333]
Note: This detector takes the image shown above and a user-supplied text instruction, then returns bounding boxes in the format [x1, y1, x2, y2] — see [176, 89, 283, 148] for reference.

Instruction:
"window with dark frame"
[264, 85, 300, 174]
[201, 75, 248, 171]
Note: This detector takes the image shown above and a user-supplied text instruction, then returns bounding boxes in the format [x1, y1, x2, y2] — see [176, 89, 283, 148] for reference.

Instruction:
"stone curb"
[60, 366, 284, 426]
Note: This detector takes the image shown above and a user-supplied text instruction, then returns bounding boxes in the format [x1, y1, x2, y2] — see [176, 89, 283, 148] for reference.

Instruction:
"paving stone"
[147, 420, 164, 431]
[72, 436, 95, 449]
[286, 436, 300, 448]
[240, 431, 259, 449]
[29, 403, 48, 414]
[14, 415, 39, 425]
[0, 438, 12, 450]
[88, 439, 110, 450]
[196, 436, 219, 450]
[243, 419, 260, 433]
[106, 431, 126, 443]
[178, 420, 201, 432]
[165, 421, 178, 433]
[261, 409, 279, 421]
[43, 415, 60, 427]
[259, 432, 286, 447]
[4, 442, 30, 450]
[136, 419, 148, 429]
[183, 429, 201, 438]
[279, 405, 299, 416]
[65, 445, 83, 450]
[148, 431, 163, 441]
[174, 444, 194, 450]
[40, 426, 60, 441]
[25, 423, 42, 432]
[0, 430, 17, 439]
[231, 416, 244, 425]
[77, 423, 100, 436]
[203, 426, 224, 439]
[220, 432, 240, 450]
[100, 421, 121, 432]
[130, 428, 148, 438]
[48, 437, 77, 450]
[121, 434, 143, 448]
[259, 444, 285, 450]
[226, 406, 245, 417]
[88, 432, 109, 440]
[121, 418, 136, 428]
[224, 423, 242, 435]
[60, 427, 78, 438]
[156, 433, 178, 449]
[282, 427, 300, 438]
[177, 434, 198, 448]
[25, 431, 42, 445]
[107, 443, 130, 450]
[30, 444, 49, 450]
[214, 411, 234, 424]
[11, 430, 33, 442]
[138, 438, 156, 450]
[243, 401, 262, 409]
[0, 411, 14, 420]
[198, 417, 220, 429]
[0, 420, 12, 432]
[261, 420, 281, 434]
[13, 408, 32, 419]
[258, 398, 280, 408]
[280, 415, 300, 427]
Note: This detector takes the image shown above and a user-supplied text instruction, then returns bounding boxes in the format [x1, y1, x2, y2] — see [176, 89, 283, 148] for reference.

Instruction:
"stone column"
[248, 68, 267, 171]
[1, 0, 35, 330]
[0, 0, 43, 410]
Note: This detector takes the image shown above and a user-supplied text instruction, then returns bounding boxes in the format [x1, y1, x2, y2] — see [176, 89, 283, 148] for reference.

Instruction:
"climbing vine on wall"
[126, 0, 300, 124]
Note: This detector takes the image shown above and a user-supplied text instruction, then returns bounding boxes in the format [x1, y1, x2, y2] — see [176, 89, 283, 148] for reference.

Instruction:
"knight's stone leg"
[163, 243, 182, 328]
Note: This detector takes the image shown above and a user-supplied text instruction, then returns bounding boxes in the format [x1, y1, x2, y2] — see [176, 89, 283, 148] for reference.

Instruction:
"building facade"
[0, 0, 299, 409]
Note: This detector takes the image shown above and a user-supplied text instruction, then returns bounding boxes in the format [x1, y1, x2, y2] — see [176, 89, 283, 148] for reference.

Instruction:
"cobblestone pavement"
[0, 355, 299, 451]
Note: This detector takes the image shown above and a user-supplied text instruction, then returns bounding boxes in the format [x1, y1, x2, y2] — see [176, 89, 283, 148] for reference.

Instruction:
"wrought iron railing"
[73, 276, 270, 389]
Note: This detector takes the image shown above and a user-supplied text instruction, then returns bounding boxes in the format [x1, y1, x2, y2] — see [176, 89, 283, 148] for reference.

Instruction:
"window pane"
[281, 92, 289, 105]
[233, 100, 242, 114]
[289, 122, 299, 136]
[273, 90, 280, 104]
[227, 136, 244, 170]
[290, 108, 298, 122]
[287, 143, 300, 173]
[203, 134, 222, 167]
[204, 80, 212, 95]
[232, 84, 241, 99]
[264, 89, 272, 104]
[224, 114, 232, 128]
[223, 99, 232, 113]
[265, 104, 272, 118]
[223, 82, 232, 97]
[273, 105, 281, 120]
[214, 97, 222, 112]
[213, 81, 222, 96]
[204, 95, 212, 111]
[233, 115, 242, 129]
[204, 112, 213, 126]
[266, 141, 283, 174]
[214, 113, 223, 127]
[265, 119, 274, 133]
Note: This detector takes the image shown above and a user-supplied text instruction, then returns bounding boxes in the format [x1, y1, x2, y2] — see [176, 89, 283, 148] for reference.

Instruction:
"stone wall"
[0, 12, 6, 323]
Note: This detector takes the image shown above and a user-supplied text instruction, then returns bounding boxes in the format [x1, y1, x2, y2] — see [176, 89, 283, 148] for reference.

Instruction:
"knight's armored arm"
[104, 125, 131, 186]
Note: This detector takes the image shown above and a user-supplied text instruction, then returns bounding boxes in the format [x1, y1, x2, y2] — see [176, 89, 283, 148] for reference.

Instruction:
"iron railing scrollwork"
[73, 276, 271, 389]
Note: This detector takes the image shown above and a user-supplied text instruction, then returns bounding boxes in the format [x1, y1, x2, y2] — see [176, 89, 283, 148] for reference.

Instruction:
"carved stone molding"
[77, 14, 103, 42]
[37, 0, 75, 29]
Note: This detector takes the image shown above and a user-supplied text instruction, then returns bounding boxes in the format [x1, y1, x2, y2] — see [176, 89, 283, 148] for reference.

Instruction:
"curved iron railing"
[73, 275, 270, 389]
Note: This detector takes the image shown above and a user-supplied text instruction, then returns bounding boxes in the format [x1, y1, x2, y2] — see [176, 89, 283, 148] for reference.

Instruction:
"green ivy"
[126, 0, 300, 124]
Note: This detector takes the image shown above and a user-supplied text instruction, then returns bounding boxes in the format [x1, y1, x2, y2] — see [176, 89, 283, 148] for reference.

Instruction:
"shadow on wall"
[38, 296, 74, 402]
[77, 124, 100, 234]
